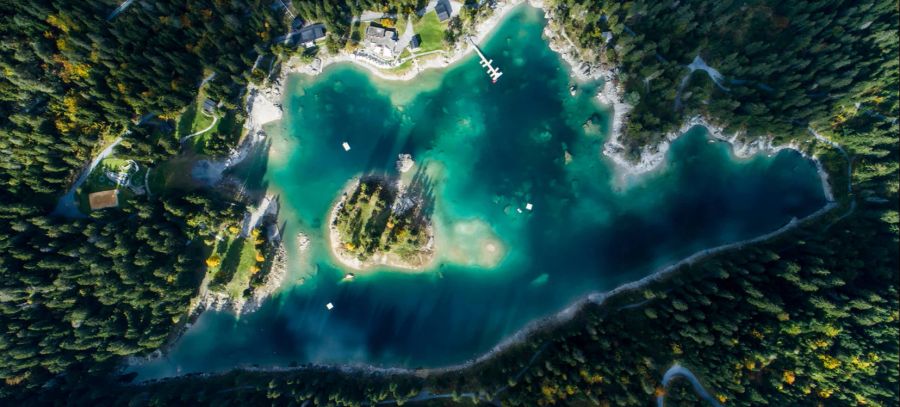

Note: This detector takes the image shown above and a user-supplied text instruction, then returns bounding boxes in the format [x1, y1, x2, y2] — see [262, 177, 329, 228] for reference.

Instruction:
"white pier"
[468, 37, 503, 83]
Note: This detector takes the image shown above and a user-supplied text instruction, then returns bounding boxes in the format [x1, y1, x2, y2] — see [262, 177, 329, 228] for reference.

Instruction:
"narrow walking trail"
[675, 55, 729, 109]
[181, 115, 219, 143]
[656, 364, 723, 407]
[107, 0, 136, 20]
[809, 127, 856, 229]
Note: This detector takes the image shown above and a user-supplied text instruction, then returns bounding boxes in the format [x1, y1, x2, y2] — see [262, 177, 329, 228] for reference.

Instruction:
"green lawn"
[76, 157, 135, 212]
[385, 59, 416, 75]
[147, 156, 200, 192]
[385, 52, 446, 76]
[175, 90, 221, 154]
[208, 233, 261, 301]
[357, 21, 370, 43]
[395, 16, 407, 36]
[412, 11, 446, 53]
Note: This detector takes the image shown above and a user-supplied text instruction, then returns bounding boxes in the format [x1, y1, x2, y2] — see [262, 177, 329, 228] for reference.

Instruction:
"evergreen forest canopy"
[1, 0, 286, 394]
[1, 0, 898, 405]
[549, 0, 899, 157]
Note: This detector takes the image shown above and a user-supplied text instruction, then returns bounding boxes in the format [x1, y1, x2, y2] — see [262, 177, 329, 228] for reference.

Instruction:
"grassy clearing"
[76, 157, 135, 212]
[207, 230, 263, 301]
[357, 21, 370, 43]
[83, 157, 129, 192]
[395, 15, 407, 36]
[147, 157, 199, 192]
[385, 59, 416, 75]
[175, 89, 221, 154]
[412, 11, 445, 53]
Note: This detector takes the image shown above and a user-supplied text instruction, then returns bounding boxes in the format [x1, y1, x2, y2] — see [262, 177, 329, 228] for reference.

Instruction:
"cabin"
[435, 3, 451, 22]
[298, 23, 326, 47]
[409, 34, 421, 50]
[202, 99, 217, 115]
[88, 190, 119, 211]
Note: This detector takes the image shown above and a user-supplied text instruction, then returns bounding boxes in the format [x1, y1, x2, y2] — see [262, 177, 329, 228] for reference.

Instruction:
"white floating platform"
[525, 203, 533, 211]
[326, 302, 334, 310]
[342, 142, 351, 151]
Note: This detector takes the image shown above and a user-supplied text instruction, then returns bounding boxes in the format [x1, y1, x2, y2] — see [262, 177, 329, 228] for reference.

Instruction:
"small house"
[298, 23, 326, 46]
[88, 190, 119, 211]
[202, 99, 217, 115]
[409, 34, 421, 50]
[435, 2, 451, 22]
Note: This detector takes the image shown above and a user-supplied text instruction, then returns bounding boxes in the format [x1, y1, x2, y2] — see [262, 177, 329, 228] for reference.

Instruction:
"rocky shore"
[241, 239, 288, 314]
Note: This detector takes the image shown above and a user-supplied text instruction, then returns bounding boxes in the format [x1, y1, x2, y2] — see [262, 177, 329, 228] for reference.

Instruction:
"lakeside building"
[297, 23, 326, 47]
[88, 190, 119, 211]
[364, 25, 399, 58]
[436, 2, 451, 22]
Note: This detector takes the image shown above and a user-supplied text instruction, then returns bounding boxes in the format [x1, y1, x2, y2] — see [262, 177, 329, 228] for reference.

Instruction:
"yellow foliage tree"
[783, 370, 796, 384]
[206, 254, 221, 268]
[46, 15, 71, 33]
[818, 354, 841, 370]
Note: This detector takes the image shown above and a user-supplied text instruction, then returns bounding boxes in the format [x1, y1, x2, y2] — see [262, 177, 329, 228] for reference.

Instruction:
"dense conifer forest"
[548, 0, 899, 158]
[1, 0, 897, 405]
[0, 0, 285, 393]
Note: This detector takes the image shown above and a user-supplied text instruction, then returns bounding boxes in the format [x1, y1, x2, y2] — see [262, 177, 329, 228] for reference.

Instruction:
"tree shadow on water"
[404, 163, 436, 228]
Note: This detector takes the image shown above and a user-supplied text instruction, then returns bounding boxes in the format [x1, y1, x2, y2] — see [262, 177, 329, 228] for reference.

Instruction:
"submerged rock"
[297, 233, 311, 252]
[396, 153, 415, 173]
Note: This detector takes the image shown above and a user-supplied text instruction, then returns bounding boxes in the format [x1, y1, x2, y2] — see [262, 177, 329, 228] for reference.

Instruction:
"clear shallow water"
[132, 5, 826, 380]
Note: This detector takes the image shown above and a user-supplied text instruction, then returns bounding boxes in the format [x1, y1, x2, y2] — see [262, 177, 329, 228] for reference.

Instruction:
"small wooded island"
[329, 175, 435, 271]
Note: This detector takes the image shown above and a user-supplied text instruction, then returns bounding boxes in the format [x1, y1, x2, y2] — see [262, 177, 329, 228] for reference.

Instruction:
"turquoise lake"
[132, 5, 826, 380]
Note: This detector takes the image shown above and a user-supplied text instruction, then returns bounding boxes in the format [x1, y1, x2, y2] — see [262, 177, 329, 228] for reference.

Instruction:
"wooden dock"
[467, 37, 503, 83]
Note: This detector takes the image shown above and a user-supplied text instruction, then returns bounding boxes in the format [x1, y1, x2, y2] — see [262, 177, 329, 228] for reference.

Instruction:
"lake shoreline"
[250, 0, 830, 181]
[128, 0, 844, 382]
[131, 196, 840, 384]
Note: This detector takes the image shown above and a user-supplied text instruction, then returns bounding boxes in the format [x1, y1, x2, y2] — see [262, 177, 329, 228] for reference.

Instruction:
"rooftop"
[88, 189, 119, 210]
[299, 24, 326, 43]
[365, 25, 398, 43]
[202, 99, 217, 114]
[435, 2, 450, 21]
